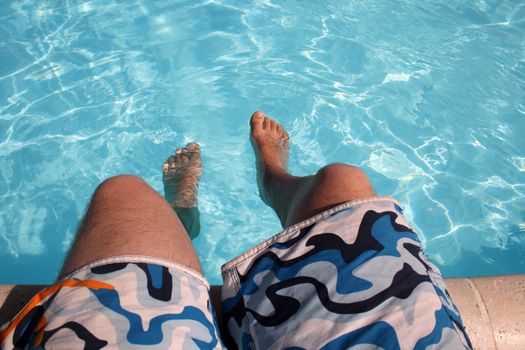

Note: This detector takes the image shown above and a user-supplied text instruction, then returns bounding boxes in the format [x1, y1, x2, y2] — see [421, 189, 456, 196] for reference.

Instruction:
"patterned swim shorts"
[221, 197, 472, 349]
[0, 256, 224, 349]
[1, 197, 472, 349]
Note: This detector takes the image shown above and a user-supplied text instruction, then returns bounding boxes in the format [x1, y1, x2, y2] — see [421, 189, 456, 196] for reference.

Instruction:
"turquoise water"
[0, 0, 524, 285]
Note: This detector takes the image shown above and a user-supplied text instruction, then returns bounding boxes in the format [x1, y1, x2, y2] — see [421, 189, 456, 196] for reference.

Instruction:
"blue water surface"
[0, 0, 524, 285]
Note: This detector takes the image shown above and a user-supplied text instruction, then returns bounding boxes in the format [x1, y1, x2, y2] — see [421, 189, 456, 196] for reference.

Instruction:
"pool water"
[0, 0, 524, 285]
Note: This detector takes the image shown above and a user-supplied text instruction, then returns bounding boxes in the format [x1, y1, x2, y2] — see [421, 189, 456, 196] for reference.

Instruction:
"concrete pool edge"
[444, 274, 525, 349]
[1, 275, 524, 349]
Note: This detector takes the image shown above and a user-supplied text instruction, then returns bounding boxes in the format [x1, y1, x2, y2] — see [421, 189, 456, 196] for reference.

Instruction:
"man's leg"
[224, 112, 472, 349]
[249, 111, 376, 228]
[60, 143, 203, 277]
[0, 144, 227, 349]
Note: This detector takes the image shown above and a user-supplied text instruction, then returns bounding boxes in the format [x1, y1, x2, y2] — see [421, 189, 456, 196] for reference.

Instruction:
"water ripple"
[0, 0, 524, 283]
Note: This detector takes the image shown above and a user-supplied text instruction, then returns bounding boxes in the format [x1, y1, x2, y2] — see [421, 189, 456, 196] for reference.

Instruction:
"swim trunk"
[0, 256, 224, 349]
[220, 197, 472, 349]
[0, 197, 472, 349]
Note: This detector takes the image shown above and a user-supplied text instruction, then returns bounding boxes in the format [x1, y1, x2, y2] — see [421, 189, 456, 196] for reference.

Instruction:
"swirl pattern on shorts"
[221, 198, 472, 350]
[1, 261, 223, 349]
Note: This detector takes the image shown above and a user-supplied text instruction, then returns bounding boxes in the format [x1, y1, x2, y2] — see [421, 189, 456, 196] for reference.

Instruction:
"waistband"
[62, 255, 210, 289]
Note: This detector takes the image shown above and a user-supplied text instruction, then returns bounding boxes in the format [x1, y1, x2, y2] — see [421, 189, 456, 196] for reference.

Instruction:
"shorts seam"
[62, 255, 210, 289]
[426, 270, 470, 348]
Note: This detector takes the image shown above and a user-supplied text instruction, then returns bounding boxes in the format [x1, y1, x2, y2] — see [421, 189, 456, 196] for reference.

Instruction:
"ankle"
[260, 170, 299, 207]
[174, 207, 200, 239]
[260, 161, 288, 178]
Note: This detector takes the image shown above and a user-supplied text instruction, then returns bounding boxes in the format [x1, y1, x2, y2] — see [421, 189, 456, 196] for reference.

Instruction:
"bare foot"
[163, 142, 202, 239]
[250, 111, 290, 205]
[163, 142, 202, 207]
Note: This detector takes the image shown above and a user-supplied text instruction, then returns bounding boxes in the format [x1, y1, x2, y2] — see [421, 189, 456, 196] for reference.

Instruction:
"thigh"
[61, 175, 200, 277]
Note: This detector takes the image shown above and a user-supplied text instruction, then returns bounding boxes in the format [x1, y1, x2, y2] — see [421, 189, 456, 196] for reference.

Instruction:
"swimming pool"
[0, 0, 524, 285]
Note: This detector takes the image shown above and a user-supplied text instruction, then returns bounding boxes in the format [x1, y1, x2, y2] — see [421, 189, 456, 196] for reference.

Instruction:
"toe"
[191, 147, 201, 162]
[180, 149, 191, 163]
[185, 142, 201, 166]
[168, 156, 176, 167]
[186, 142, 200, 152]
[174, 150, 183, 165]
[250, 111, 265, 130]
[262, 116, 270, 129]
[269, 119, 277, 131]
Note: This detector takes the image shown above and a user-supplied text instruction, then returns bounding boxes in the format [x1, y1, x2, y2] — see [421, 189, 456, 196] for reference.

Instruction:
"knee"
[316, 163, 369, 182]
[94, 175, 148, 198]
[315, 163, 374, 192]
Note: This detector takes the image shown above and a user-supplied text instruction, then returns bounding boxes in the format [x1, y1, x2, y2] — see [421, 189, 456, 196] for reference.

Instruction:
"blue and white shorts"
[220, 197, 472, 349]
[0, 256, 223, 349]
[1, 197, 471, 349]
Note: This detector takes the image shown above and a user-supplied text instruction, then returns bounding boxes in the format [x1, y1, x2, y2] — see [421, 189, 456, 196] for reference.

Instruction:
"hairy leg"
[60, 174, 201, 278]
[250, 111, 375, 228]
